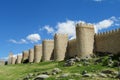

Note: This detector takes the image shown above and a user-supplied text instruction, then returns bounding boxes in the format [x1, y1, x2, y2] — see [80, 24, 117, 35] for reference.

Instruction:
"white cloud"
[44, 25, 54, 33]
[9, 39, 27, 44]
[94, 16, 120, 33]
[26, 33, 41, 43]
[56, 20, 76, 38]
[55, 20, 87, 39]
[94, 19, 114, 33]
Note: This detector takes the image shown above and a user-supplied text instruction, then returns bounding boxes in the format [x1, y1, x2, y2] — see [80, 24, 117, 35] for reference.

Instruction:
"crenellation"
[76, 23, 94, 29]
[42, 40, 54, 61]
[34, 44, 42, 63]
[76, 23, 94, 58]
[5, 22, 120, 65]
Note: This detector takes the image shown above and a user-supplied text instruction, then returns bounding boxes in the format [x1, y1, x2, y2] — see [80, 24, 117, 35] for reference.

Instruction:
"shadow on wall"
[22, 59, 29, 64]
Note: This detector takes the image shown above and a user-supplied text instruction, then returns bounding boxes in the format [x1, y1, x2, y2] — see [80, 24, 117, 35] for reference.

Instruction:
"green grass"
[0, 60, 118, 80]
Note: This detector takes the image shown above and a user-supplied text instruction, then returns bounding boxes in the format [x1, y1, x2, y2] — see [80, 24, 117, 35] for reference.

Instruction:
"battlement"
[95, 28, 120, 37]
[54, 33, 68, 39]
[43, 39, 54, 42]
[54, 33, 68, 36]
[34, 44, 42, 47]
[76, 23, 94, 29]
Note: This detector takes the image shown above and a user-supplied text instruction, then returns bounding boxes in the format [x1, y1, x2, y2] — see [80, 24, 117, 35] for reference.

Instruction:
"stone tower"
[11, 56, 16, 64]
[76, 23, 95, 58]
[8, 52, 13, 64]
[16, 55, 22, 64]
[22, 50, 29, 63]
[29, 49, 34, 63]
[42, 40, 54, 61]
[34, 44, 42, 63]
[0, 60, 5, 66]
[54, 34, 68, 61]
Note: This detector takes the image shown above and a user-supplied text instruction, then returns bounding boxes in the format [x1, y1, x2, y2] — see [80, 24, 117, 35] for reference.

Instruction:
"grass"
[0, 60, 118, 80]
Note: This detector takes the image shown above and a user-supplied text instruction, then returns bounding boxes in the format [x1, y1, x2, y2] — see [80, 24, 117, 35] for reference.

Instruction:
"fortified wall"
[22, 50, 29, 63]
[29, 49, 34, 63]
[54, 34, 68, 61]
[42, 40, 54, 61]
[67, 39, 77, 58]
[95, 29, 120, 54]
[34, 44, 42, 63]
[16, 55, 22, 64]
[3, 22, 120, 66]
[76, 23, 95, 58]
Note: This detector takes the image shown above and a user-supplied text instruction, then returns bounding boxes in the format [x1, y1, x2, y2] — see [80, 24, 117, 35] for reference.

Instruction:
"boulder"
[34, 74, 49, 80]
[52, 68, 62, 74]
[60, 73, 69, 78]
[98, 73, 107, 78]
[82, 73, 92, 77]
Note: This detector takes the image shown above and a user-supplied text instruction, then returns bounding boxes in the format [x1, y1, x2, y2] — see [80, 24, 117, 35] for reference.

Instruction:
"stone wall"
[8, 53, 13, 64]
[16, 55, 22, 64]
[76, 23, 95, 58]
[54, 34, 68, 61]
[11, 57, 17, 64]
[29, 49, 34, 63]
[0, 60, 5, 66]
[22, 50, 29, 63]
[94, 29, 120, 54]
[67, 39, 77, 58]
[34, 44, 42, 63]
[42, 40, 54, 61]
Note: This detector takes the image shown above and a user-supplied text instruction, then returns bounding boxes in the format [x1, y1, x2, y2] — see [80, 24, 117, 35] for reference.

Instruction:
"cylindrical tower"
[54, 34, 68, 61]
[11, 57, 16, 64]
[42, 40, 54, 61]
[22, 50, 29, 63]
[76, 23, 95, 58]
[16, 55, 22, 64]
[0, 60, 5, 66]
[29, 49, 34, 63]
[8, 52, 13, 65]
[34, 44, 42, 63]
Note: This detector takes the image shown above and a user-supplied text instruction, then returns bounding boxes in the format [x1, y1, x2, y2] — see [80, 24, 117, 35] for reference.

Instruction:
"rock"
[82, 70, 87, 75]
[91, 74, 98, 77]
[60, 73, 69, 78]
[75, 56, 81, 62]
[69, 79, 75, 80]
[34, 74, 49, 80]
[83, 61, 90, 66]
[72, 73, 81, 76]
[101, 70, 114, 74]
[64, 59, 75, 66]
[95, 58, 103, 64]
[28, 73, 33, 78]
[42, 72, 50, 75]
[77, 64, 82, 67]
[82, 73, 92, 77]
[98, 73, 107, 78]
[52, 68, 62, 74]
[51, 72, 56, 75]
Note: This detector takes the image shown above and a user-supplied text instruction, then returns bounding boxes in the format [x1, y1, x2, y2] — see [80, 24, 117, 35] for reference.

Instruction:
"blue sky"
[0, 0, 120, 59]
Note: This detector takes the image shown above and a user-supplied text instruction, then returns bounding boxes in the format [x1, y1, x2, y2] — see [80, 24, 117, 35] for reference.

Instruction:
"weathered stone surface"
[60, 73, 69, 78]
[34, 44, 42, 63]
[54, 34, 68, 61]
[52, 68, 62, 74]
[42, 40, 54, 61]
[98, 73, 107, 78]
[82, 73, 92, 77]
[34, 74, 49, 80]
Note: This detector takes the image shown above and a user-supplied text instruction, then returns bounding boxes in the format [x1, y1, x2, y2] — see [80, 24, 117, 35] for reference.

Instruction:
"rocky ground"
[0, 54, 120, 80]
[21, 55, 120, 80]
